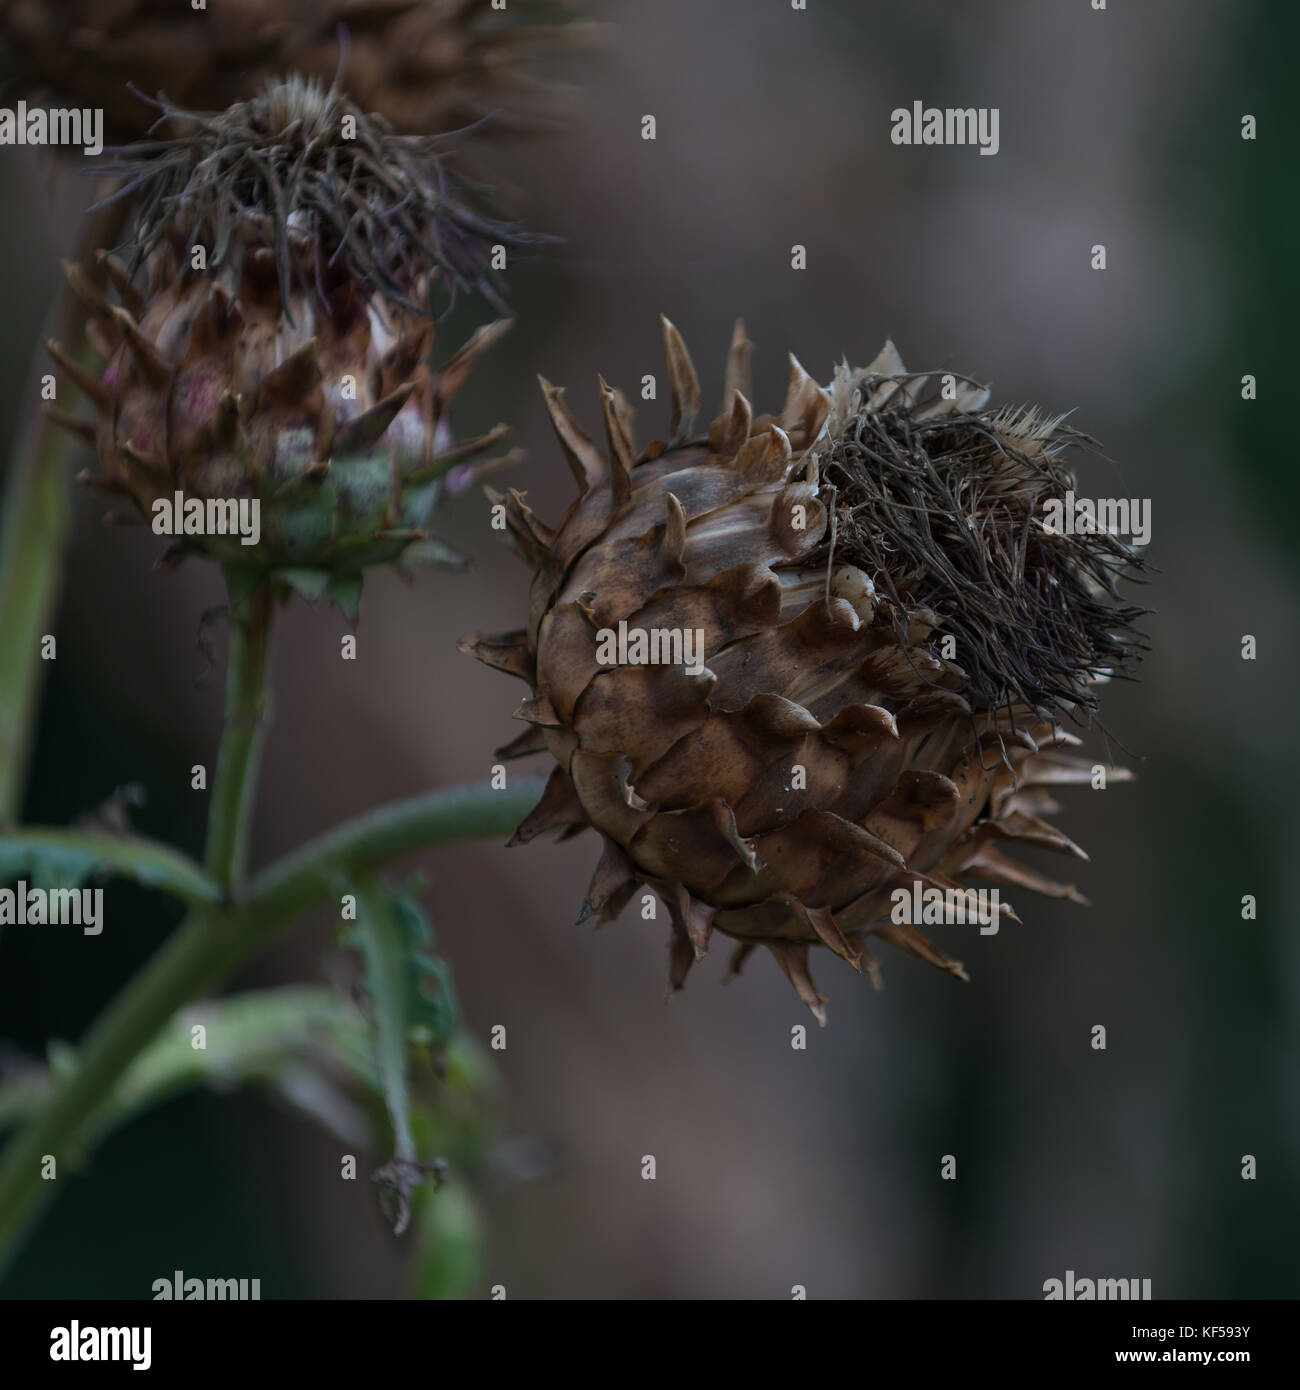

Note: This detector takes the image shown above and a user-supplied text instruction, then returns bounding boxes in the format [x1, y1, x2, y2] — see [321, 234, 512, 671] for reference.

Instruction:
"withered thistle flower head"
[50, 77, 533, 608]
[0, 0, 594, 144]
[462, 320, 1150, 1021]
[106, 74, 530, 314]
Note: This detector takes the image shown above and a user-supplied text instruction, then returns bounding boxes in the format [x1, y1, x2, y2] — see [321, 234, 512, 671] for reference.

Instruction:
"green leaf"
[348, 884, 416, 1156]
[0, 841, 97, 893]
[387, 892, 458, 1051]
[0, 988, 377, 1148]
[348, 879, 458, 1233]
[0, 829, 221, 904]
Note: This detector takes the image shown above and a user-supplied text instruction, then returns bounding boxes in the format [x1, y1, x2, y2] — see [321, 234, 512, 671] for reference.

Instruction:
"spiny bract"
[49, 78, 527, 612]
[462, 319, 1149, 1021]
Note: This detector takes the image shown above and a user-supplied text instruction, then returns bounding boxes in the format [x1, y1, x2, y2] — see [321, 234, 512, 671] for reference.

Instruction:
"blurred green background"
[1, 0, 1296, 1298]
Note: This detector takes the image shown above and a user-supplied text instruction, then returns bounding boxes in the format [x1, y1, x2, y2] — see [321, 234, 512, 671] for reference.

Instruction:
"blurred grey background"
[2, 0, 1297, 1298]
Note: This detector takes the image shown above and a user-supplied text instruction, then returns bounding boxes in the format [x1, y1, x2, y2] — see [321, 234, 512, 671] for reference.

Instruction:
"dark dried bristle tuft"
[95, 75, 541, 317]
[812, 375, 1151, 727]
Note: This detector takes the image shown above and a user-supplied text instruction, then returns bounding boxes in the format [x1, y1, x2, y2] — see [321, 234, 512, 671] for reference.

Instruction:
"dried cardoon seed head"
[0, 0, 595, 144]
[48, 78, 529, 608]
[462, 320, 1150, 1022]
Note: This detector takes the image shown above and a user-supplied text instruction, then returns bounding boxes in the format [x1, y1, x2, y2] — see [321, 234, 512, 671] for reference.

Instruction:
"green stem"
[0, 198, 126, 821]
[204, 576, 274, 889]
[250, 776, 548, 902]
[0, 775, 544, 1275]
[0, 410, 75, 821]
